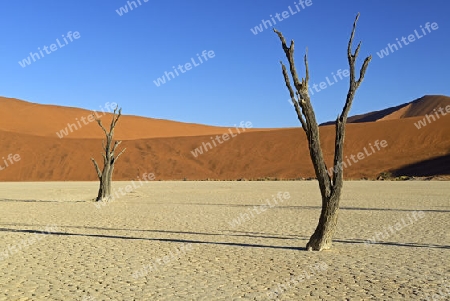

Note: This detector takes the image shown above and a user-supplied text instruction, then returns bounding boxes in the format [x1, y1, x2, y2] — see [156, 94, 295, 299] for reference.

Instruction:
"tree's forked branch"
[347, 13, 360, 63]
[109, 107, 122, 133]
[341, 13, 372, 121]
[111, 140, 123, 156]
[332, 13, 371, 190]
[276, 29, 311, 131]
[94, 117, 108, 136]
[303, 48, 309, 85]
[273, 28, 305, 94]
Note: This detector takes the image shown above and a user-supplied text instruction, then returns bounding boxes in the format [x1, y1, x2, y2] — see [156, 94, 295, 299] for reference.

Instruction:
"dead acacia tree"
[274, 14, 371, 251]
[91, 106, 126, 202]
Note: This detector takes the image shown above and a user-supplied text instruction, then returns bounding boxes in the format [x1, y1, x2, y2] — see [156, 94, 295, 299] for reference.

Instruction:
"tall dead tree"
[91, 106, 126, 202]
[274, 14, 371, 251]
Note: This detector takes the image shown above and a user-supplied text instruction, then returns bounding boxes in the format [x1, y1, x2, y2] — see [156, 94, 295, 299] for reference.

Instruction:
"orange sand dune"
[0, 110, 448, 181]
[0, 97, 264, 140]
[322, 95, 450, 125]
[403, 95, 450, 118]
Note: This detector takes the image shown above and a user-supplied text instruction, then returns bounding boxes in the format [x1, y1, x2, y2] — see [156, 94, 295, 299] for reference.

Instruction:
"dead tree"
[91, 106, 126, 202]
[274, 14, 371, 251]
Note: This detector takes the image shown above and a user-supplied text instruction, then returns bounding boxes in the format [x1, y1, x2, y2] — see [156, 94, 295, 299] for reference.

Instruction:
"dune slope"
[0, 97, 263, 140]
[0, 112, 448, 181]
[321, 95, 450, 125]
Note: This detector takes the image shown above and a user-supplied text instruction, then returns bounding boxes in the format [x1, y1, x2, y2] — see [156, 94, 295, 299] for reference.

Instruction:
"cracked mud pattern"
[0, 181, 449, 300]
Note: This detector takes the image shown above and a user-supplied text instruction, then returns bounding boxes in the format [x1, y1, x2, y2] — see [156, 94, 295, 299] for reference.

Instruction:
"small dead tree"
[91, 106, 126, 202]
[274, 14, 371, 251]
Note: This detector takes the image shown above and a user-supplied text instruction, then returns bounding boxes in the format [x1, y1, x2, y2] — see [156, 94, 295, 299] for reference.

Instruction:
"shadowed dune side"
[391, 154, 450, 177]
[348, 103, 410, 123]
[320, 95, 450, 125]
[377, 104, 412, 122]
[0, 113, 448, 181]
[320, 103, 409, 125]
[404, 95, 450, 118]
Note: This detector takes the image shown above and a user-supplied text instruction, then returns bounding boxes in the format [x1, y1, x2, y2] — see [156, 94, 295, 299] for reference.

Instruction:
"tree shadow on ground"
[0, 223, 294, 240]
[0, 227, 303, 251]
[148, 203, 450, 213]
[1, 225, 449, 250]
[225, 230, 450, 249]
[0, 199, 86, 203]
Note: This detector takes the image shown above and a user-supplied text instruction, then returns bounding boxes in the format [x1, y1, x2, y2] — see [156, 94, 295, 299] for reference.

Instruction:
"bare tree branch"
[303, 48, 310, 84]
[347, 13, 359, 64]
[356, 56, 372, 88]
[281, 62, 308, 131]
[91, 158, 102, 179]
[274, 28, 332, 199]
[109, 107, 122, 133]
[115, 148, 126, 162]
[332, 14, 372, 188]
[274, 29, 304, 93]
[95, 118, 108, 137]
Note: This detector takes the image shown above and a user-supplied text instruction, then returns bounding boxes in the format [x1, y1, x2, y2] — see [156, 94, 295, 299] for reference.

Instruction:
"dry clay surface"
[0, 181, 449, 300]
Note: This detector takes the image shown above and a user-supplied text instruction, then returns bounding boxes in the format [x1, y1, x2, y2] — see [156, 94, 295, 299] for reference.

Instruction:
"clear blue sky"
[1, 0, 449, 128]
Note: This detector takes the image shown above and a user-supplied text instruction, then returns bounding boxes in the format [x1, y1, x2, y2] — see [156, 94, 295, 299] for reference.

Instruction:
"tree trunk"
[306, 192, 341, 251]
[96, 166, 112, 201]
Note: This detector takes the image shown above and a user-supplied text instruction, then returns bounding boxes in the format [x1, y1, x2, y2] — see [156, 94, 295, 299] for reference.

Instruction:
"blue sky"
[1, 0, 449, 128]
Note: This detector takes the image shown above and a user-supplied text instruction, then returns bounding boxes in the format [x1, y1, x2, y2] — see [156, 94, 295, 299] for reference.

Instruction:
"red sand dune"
[0, 96, 449, 181]
[0, 97, 264, 139]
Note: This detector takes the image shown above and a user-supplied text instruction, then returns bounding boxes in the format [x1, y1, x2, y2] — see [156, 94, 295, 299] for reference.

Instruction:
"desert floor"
[0, 181, 449, 301]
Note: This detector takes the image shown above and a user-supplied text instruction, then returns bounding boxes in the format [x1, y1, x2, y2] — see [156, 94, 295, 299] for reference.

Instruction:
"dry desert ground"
[0, 181, 449, 301]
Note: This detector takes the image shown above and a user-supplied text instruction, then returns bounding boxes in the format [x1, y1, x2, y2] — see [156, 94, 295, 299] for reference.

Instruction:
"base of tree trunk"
[95, 177, 112, 202]
[306, 231, 333, 251]
[95, 196, 111, 202]
[306, 196, 340, 251]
